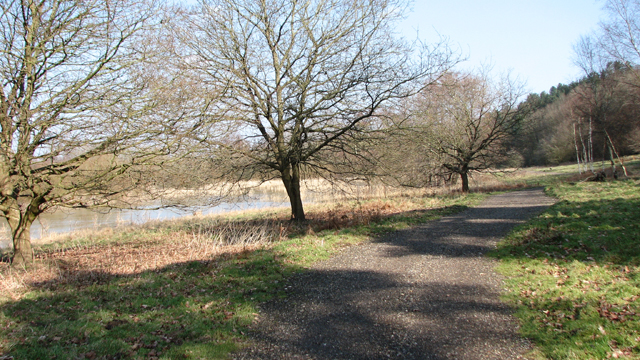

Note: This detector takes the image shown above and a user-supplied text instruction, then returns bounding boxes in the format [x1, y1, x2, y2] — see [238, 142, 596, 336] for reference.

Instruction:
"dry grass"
[0, 188, 462, 301]
[0, 197, 404, 301]
[249, 178, 467, 203]
[0, 175, 529, 302]
[0, 219, 280, 301]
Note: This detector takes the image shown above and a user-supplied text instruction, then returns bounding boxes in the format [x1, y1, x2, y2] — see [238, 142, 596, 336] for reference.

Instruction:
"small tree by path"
[408, 71, 527, 192]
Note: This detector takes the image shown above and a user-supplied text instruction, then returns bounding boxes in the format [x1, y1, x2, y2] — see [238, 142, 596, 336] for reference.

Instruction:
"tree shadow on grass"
[489, 194, 640, 359]
[492, 197, 640, 265]
[1, 189, 554, 359]
[0, 247, 305, 359]
[1, 251, 522, 360]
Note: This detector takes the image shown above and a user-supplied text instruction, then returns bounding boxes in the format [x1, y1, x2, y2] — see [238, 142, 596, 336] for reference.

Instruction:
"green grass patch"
[492, 178, 640, 359]
[494, 156, 640, 189]
[0, 192, 483, 359]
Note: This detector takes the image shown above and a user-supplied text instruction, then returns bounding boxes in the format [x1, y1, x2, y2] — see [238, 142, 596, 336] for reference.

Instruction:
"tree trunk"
[7, 207, 37, 265]
[11, 223, 33, 265]
[460, 172, 470, 193]
[573, 122, 582, 174]
[281, 163, 305, 221]
[604, 129, 628, 177]
[588, 117, 594, 172]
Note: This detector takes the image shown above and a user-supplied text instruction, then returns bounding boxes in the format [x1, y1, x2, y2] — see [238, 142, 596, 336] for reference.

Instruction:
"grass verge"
[488, 156, 640, 190]
[0, 192, 484, 359]
[492, 178, 640, 359]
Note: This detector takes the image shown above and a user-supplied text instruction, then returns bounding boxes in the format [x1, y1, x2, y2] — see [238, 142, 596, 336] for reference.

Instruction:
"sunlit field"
[492, 161, 640, 359]
[1, 157, 639, 359]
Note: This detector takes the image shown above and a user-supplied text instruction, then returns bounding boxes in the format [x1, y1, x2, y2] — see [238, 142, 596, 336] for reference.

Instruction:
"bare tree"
[0, 0, 182, 264]
[409, 71, 527, 192]
[598, 0, 640, 68]
[574, 36, 635, 176]
[172, 0, 459, 221]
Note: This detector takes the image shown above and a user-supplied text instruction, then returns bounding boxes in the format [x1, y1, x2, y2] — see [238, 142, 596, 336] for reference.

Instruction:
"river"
[0, 190, 294, 250]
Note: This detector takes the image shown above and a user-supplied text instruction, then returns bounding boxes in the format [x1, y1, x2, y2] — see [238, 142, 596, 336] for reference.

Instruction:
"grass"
[492, 177, 640, 359]
[502, 156, 640, 188]
[0, 191, 485, 359]
[4, 158, 636, 360]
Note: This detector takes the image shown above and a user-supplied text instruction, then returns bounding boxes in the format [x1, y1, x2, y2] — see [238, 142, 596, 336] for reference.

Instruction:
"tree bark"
[604, 129, 628, 177]
[588, 116, 594, 172]
[281, 163, 305, 221]
[11, 223, 33, 265]
[6, 204, 38, 265]
[460, 172, 470, 193]
[573, 122, 582, 173]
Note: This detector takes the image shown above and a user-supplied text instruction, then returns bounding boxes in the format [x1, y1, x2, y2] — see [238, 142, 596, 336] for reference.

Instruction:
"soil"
[232, 188, 556, 360]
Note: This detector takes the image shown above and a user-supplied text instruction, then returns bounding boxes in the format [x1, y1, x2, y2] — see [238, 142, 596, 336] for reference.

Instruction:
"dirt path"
[233, 188, 556, 360]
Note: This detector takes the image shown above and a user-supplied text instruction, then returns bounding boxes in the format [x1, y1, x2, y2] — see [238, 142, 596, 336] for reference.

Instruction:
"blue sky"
[181, 0, 604, 95]
[399, 1, 604, 94]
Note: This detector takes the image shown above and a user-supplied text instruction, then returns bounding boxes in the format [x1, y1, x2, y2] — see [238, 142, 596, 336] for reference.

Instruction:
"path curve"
[233, 188, 556, 360]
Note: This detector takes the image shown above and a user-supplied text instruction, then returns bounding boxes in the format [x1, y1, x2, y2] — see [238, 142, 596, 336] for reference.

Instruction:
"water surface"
[0, 192, 291, 250]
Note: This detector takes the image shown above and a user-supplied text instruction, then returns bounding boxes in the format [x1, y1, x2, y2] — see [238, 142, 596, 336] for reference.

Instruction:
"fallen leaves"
[79, 351, 96, 359]
[497, 179, 640, 359]
[597, 301, 638, 323]
[607, 339, 635, 359]
[104, 319, 128, 330]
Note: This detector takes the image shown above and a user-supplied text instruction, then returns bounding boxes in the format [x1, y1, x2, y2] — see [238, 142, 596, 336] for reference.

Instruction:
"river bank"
[0, 178, 467, 250]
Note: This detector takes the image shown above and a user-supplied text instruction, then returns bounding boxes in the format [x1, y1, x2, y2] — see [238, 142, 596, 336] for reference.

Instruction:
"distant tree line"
[510, 0, 640, 170]
[512, 63, 640, 169]
[363, 0, 640, 189]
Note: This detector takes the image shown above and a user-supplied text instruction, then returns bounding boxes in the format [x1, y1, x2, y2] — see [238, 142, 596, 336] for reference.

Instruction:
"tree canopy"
[172, 0, 459, 220]
[0, 0, 187, 264]
[405, 71, 527, 192]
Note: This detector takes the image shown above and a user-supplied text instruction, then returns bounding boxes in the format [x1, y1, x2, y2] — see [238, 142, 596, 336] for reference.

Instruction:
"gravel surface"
[233, 188, 556, 360]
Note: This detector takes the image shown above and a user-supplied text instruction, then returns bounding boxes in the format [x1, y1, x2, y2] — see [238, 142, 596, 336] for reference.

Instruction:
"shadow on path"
[234, 188, 556, 360]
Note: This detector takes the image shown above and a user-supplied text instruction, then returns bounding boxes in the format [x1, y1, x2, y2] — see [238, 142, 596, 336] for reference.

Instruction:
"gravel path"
[233, 188, 556, 360]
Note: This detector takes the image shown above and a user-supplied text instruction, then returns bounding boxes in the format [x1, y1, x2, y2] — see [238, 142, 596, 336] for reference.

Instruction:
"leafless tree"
[0, 0, 186, 264]
[598, 0, 640, 68]
[596, 0, 640, 159]
[171, 0, 459, 221]
[408, 71, 527, 192]
[574, 36, 635, 176]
